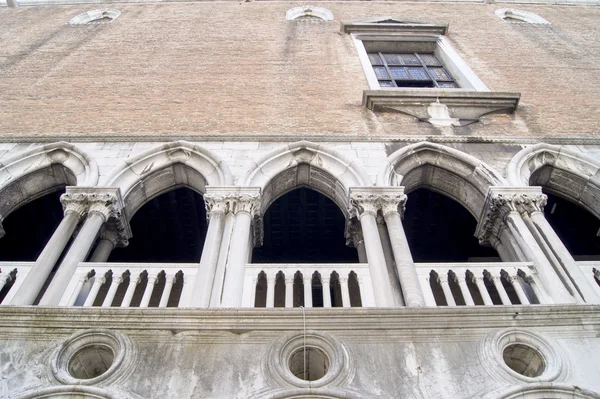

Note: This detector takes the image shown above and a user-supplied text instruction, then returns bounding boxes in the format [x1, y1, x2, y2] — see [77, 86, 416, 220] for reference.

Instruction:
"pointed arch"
[377, 141, 506, 217]
[482, 383, 600, 399]
[103, 141, 232, 217]
[241, 141, 371, 216]
[0, 142, 98, 220]
[507, 143, 600, 219]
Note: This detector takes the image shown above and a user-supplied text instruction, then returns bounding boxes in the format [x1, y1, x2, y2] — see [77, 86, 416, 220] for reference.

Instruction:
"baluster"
[140, 274, 158, 307]
[455, 274, 475, 306]
[322, 277, 332, 308]
[266, 275, 275, 308]
[510, 275, 530, 305]
[159, 274, 176, 308]
[340, 276, 351, 308]
[491, 275, 511, 305]
[473, 276, 494, 306]
[67, 274, 89, 306]
[83, 275, 106, 307]
[303, 275, 312, 308]
[285, 276, 294, 308]
[102, 274, 123, 307]
[121, 273, 140, 307]
[438, 274, 456, 306]
[0, 272, 12, 292]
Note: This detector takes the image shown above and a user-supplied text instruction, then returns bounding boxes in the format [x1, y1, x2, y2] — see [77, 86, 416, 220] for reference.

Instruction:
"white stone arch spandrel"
[240, 141, 371, 215]
[103, 141, 232, 218]
[0, 142, 98, 219]
[378, 141, 506, 217]
[507, 143, 600, 218]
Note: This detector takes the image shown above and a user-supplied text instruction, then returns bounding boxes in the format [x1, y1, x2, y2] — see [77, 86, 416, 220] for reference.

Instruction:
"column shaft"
[192, 210, 226, 307]
[89, 238, 115, 263]
[340, 278, 351, 307]
[83, 277, 105, 307]
[457, 278, 475, 306]
[285, 279, 294, 308]
[11, 212, 81, 305]
[139, 276, 157, 307]
[266, 278, 275, 308]
[221, 212, 253, 307]
[511, 277, 530, 305]
[438, 277, 456, 306]
[102, 277, 122, 307]
[159, 276, 175, 307]
[359, 213, 395, 307]
[322, 279, 332, 308]
[474, 277, 494, 306]
[121, 278, 139, 307]
[384, 212, 425, 307]
[377, 220, 405, 306]
[303, 277, 312, 308]
[492, 277, 512, 305]
[40, 212, 105, 306]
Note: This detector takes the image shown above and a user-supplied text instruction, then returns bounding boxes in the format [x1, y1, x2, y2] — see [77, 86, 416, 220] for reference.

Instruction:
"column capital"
[62, 187, 132, 240]
[344, 218, 364, 248]
[475, 186, 546, 246]
[204, 187, 262, 217]
[348, 187, 407, 219]
[99, 225, 130, 248]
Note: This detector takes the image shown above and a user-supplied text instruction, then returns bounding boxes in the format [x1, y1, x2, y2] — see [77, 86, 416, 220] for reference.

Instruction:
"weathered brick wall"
[0, 2, 598, 138]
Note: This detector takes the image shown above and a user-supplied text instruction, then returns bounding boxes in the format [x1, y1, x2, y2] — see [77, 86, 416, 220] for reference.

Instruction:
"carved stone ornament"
[203, 187, 262, 218]
[348, 187, 407, 219]
[344, 218, 364, 248]
[62, 187, 132, 241]
[475, 187, 546, 246]
[0, 220, 4, 239]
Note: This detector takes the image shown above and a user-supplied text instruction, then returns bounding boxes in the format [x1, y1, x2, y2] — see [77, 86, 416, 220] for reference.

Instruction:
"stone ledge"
[363, 89, 521, 127]
[0, 305, 598, 335]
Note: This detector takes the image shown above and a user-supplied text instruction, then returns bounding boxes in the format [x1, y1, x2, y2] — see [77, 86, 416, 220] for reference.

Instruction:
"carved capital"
[60, 192, 88, 218]
[204, 187, 262, 218]
[344, 218, 364, 248]
[348, 187, 407, 219]
[99, 226, 129, 248]
[475, 187, 545, 247]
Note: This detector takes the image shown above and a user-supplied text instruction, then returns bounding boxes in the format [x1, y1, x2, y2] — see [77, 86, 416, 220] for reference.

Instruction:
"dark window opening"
[254, 271, 267, 307]
[109, 187, 207, 263]
[330, 272, 343, 307]
[293, 271, 304, 307]
[0, 190, 64, 261]
[542, 191, 600, 260]
[274, 271, 286, 308]
[448, 271, 466, 306]
[311, 272, 324, 308]
[348, 271, 362, 307]
[253, 188, 358, 263]
[403, 188, 500, 262]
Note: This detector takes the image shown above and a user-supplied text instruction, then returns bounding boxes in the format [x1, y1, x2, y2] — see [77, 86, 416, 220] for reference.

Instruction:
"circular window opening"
[288, 346, 330, 381]
[503, 344, 545, 377]
[68, 345, 115, 380]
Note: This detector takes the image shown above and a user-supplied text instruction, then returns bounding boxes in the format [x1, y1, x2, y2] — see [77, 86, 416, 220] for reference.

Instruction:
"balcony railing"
[244, 263, 375, 308]
[0, 262, 33, 304]
[414, 262, 549, 306]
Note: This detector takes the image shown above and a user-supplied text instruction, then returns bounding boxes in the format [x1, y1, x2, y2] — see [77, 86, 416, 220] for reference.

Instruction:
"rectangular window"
[368, 52, 458, 88]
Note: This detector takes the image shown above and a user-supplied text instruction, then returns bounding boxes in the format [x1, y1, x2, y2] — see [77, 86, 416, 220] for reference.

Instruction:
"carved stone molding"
[348, 187, 407, 219]
[475, 187, 546, 246]
[62, 187, 132, 241]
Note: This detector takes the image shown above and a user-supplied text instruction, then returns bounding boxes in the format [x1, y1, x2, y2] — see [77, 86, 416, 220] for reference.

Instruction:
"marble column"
[89, 226, 130, 263]
[10, 190, 87, 305]
[39, 188, 130, 306]
[303, 275, 313, 308]
[379, 188, 426, 307]
[455, 274, 475, 306]
[475, 187, 576, 304]
[349, 188, 396, 307]
[190, 189, 228, 307]
[220, 188, 261, 307]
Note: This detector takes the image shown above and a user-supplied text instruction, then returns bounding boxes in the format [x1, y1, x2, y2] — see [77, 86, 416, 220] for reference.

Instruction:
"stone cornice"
[475, 186, 546, 245]
[0, 306, 598, 340]
[2, 135, 600, 145]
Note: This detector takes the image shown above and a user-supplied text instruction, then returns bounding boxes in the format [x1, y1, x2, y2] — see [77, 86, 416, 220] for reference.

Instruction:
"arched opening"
[404, 188, 500, 262]
[253, 188, 358, 263]
[254, 271, 267, 307]
[109, 187, 207, 262]
[348, 271, 362, 307]
[541, 191, 600, 260]
[311, 271, 324, 308]
[0, 190, 65, 261]
[274, 271, 286, 307]
[293, 271, 304, 307]
[429, 270, 446, 306]
[448, 271, 466, 306]
[329, 271, 343, 307]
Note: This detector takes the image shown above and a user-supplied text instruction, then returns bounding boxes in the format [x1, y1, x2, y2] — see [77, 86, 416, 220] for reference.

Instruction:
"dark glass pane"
[373, 66, 390, 79]
[383, 53, 404, 65]
[407, 67, 429, 80]
[368, 53, 383, 65]
[429, 67, 453, 81]
[400, 54, 420, 65]
[419, 53, 442, 66]
[389, 67, 410, 79]
[379, 81, 395, 87]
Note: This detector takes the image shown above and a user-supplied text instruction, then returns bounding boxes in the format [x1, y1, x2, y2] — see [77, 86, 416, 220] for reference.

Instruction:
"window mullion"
[379, 52, 398, 88]
[414, 53, 439, 88]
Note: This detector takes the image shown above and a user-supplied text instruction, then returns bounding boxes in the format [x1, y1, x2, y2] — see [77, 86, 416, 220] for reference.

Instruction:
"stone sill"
[0, 305, 598, 335]
[363, 89, 521, 126]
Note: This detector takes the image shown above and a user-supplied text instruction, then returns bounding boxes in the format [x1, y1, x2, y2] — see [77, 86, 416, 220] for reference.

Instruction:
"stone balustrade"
[58, 263, 198, 308]
[414, 262, 548, 306]
[577, 261, 600, 297]
[243, 263, 375, 308]
[0, 262, 33, 304]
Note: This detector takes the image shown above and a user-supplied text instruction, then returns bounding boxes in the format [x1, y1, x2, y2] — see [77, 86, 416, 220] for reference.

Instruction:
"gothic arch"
[377, 141, 506, 217]
[103, 141, 232, 217]
[482, 383, 600, 399]
[241, 141, 371, 216]
[255, 387, 367, 399]
[0, 142, 98, 220]
[15, 385, 136, 399]
[507, 143, 600, 218]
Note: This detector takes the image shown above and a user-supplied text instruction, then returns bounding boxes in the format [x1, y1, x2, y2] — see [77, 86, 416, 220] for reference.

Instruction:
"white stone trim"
[495, 8, 550, 24]
[67, 9, 121, 25]
[285, 6, 333, 21]
[484, 384, 600, 399]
